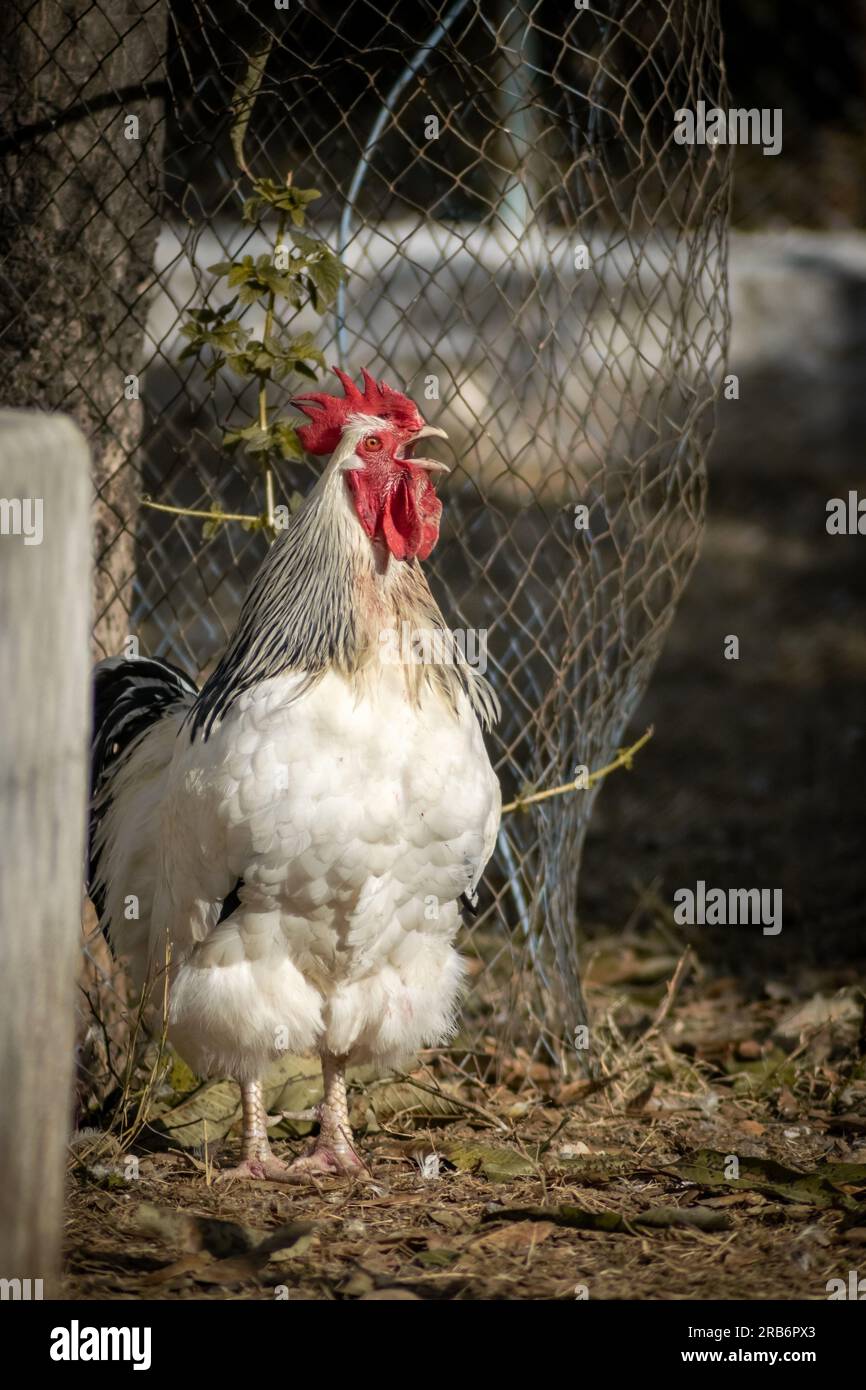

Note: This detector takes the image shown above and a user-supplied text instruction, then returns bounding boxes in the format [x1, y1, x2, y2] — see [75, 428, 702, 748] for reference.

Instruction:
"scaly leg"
[283, 1053, 365, 1180]
[215, 1078, 293, 1182]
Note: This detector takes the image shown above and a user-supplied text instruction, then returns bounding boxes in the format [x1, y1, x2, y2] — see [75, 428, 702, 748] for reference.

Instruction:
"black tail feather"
[88, 656, 198, 919]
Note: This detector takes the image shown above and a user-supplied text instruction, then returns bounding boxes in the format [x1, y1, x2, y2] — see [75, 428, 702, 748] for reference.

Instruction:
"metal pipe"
[335, 0, 473, 366]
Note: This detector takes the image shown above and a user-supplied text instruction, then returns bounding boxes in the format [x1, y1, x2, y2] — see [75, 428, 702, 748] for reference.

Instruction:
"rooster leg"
[215, 1079, 293, 1182]
[283, 1053, 365, 1180]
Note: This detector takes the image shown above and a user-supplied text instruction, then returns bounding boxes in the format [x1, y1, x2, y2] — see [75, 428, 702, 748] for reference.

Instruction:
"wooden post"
[0, 411, 91, 1297]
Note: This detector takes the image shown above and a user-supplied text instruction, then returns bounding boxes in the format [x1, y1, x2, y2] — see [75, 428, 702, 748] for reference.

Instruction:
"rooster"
[88, 369, 501, 1180]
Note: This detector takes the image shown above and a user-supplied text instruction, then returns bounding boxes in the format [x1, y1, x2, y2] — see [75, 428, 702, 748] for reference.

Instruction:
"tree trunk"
[0, 410, 91, 1297]
[0, 0, 168, 657]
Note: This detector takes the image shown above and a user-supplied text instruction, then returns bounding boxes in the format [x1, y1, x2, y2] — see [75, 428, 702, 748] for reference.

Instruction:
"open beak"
[405, 423, 450, 472]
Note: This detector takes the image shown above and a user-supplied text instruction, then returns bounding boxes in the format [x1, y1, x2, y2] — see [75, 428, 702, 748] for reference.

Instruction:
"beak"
[410, 457, 450, 472]
[406, 423, 450, 472]
[413, 424, 448, 441]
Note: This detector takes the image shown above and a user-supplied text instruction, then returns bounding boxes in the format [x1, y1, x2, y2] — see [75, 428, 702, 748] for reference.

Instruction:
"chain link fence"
[1, 0, 731, 1110]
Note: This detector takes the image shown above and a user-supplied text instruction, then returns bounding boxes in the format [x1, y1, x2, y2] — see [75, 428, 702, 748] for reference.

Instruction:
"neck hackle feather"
[189, 376, 499, 740]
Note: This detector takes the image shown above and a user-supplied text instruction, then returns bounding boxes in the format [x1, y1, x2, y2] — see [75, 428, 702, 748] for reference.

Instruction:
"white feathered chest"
[151, 645, 499, 1078]
[167, 662, 499, 968]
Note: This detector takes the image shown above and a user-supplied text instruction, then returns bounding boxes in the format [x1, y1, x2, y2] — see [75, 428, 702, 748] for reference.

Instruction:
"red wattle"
[345, 466, 441, 561]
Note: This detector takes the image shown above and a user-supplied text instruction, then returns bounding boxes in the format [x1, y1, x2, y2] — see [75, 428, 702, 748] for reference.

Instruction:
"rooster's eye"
[363, 435, 382, 451]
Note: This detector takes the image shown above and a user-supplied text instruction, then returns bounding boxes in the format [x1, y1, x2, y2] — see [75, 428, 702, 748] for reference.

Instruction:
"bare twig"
[638, 948, 694, 1048]
[501, 727, 653, 815]
[140, 498, 263, 526]
[391, 1070, 510, 1133]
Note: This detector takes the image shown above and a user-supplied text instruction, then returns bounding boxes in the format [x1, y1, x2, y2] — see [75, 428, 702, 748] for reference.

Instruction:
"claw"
[214, 1153, 307, 1184]
[268, 1107, 320, 1126]
[213, 1156, 268, 1183]
[280, 1145, 366, 1183]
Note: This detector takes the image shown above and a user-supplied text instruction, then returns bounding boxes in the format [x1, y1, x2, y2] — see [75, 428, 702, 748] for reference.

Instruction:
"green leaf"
[223, 256, 304, 308]
[224, 339, 273, 378]
[669, 1149, 866, 1213]
[272, 333, 326, 380]
[222, 423, 272, 456]
[444, 1141, 536, 1182]
[309, 264, 343, 310]
[285, 230, 346, 309]
[202, 504, 226, 541]
[167, 1051, 199, 1096]
[226, 256, 258, 288]
[285, 331, 326, 363]
[222, 419, 305, 465]
[179, 299, 249, 361]
[223, 331, 325, 384]
[242, 180, 322, 225]
[203, 356, 226, 383]
[272, 422, 305, 461]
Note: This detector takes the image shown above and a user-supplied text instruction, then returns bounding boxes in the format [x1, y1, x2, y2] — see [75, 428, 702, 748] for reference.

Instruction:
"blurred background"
[584, 0, 866, 988]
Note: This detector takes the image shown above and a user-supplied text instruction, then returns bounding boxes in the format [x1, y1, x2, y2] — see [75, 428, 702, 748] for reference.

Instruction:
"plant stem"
[140, 498, 262, 526]
[501, 726, 654, 815]
[264, 466, 275, 532]
[259, 205, 288, 537]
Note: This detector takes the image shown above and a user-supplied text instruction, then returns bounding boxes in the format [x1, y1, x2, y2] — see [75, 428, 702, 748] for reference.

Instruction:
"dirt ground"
[64, 966, 866, 1301]
[64, 396, 866, 1301]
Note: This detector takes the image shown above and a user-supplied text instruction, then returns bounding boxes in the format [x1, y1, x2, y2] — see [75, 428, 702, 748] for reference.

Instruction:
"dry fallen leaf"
[778, 1087, 800, 1119]
[471, 1220, 557, 1251]
[141, 1254, 211, 1287]
[738, 1119, 767, 1136]
[191, 1254, 267, 1286]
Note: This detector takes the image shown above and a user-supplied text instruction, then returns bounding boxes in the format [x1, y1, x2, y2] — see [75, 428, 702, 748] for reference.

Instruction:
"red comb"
[292, 367, 425, 455]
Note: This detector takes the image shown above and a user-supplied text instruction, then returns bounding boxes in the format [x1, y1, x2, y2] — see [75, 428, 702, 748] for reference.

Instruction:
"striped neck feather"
[188, 463, 498, 739]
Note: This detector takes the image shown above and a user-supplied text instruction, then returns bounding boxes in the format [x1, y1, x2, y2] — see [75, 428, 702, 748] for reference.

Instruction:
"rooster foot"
[213, 1154, 296, 1184]
[281, 1144, 366, 1183]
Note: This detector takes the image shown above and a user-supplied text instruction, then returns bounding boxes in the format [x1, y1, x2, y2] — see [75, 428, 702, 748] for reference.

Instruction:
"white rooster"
[89, 369, 501, 1180]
